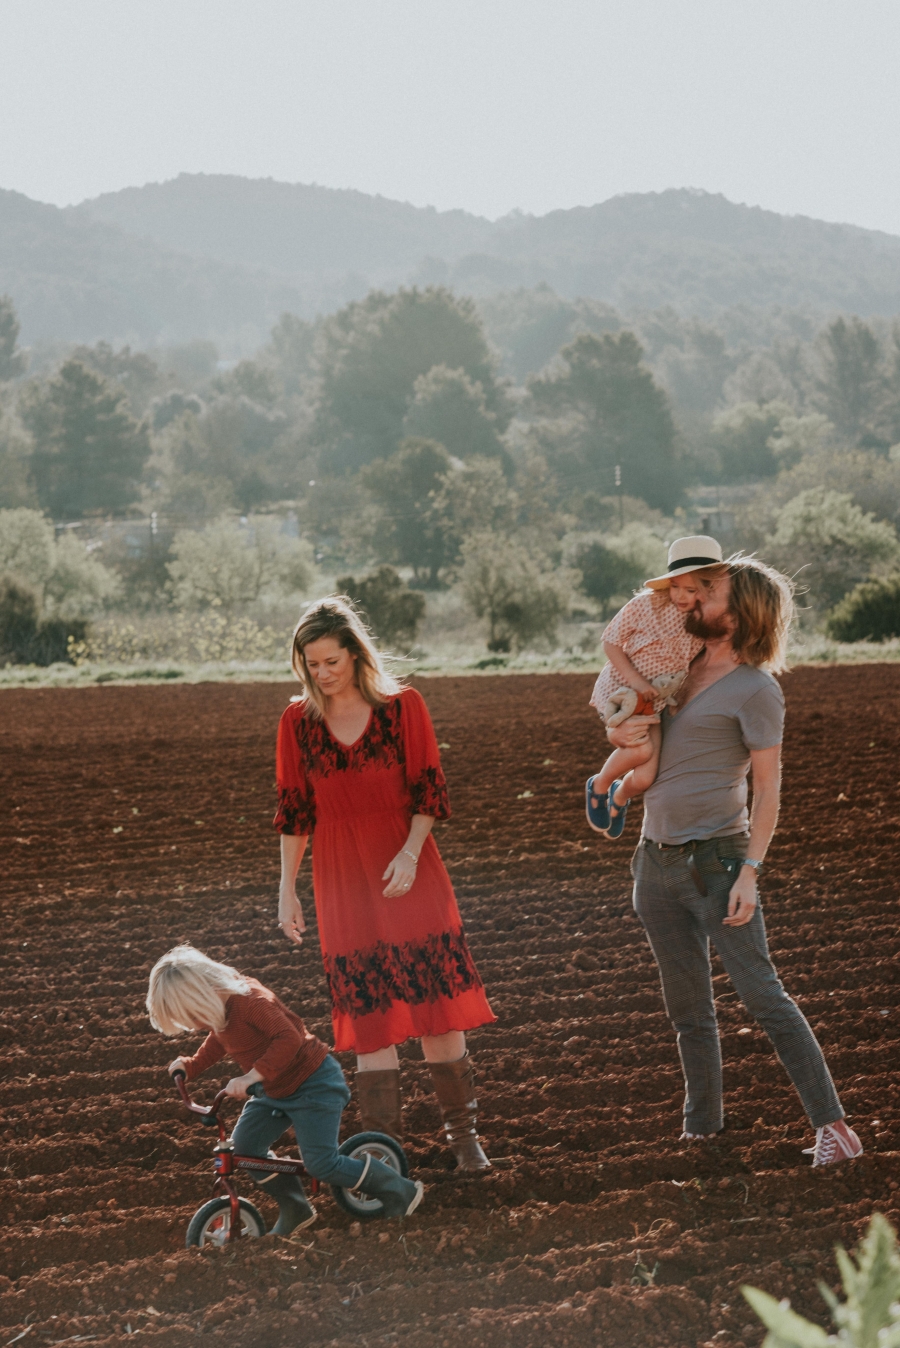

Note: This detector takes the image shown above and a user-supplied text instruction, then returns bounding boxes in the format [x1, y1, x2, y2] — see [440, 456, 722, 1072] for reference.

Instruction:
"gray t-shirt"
[641, 664, 784, 845]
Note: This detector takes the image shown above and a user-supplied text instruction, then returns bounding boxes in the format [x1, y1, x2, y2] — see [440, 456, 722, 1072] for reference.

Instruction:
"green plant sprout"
[743, 1213, 900, 1348]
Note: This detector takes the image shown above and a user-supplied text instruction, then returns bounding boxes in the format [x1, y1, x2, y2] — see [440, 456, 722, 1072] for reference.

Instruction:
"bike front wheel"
[186, 1196, 266, 1248]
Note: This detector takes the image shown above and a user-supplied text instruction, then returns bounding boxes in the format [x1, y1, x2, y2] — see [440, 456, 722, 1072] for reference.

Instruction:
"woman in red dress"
[274, 597, 495, 1172]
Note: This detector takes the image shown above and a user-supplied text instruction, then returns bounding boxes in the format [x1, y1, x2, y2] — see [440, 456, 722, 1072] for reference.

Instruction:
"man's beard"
[684, 605, 732, 642]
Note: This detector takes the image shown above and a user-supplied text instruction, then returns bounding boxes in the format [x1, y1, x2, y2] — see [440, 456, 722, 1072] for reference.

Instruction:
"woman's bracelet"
[401, 848, 419, 865]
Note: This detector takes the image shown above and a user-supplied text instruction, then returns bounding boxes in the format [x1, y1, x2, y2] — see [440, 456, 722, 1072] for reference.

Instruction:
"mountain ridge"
[3, 174, 900, 351]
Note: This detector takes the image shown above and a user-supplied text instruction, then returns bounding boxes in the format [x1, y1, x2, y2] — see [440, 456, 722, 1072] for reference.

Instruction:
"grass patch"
[2, 632, 900, 690]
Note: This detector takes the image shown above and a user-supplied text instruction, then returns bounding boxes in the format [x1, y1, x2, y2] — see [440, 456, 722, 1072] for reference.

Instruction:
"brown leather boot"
[355, 1068, 403, 1143]
[428, 1052, 491, 1173]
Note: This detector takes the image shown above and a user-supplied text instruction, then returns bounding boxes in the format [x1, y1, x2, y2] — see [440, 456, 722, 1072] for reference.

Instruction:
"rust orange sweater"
[180, 979, 329, 1099]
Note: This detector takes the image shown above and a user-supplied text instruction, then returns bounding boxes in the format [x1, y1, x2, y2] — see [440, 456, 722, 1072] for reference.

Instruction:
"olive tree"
[460, 531, 573, 653]
[167, 516, 314, 609]
[402, 364, 508, 463]
[0, 507, 118, 619]
[0, 507, 118, 663]
[764, 487, 899, 611]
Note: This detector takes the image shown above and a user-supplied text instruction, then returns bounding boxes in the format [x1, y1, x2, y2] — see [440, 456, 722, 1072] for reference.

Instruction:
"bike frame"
[173, 1073, 320, 1243]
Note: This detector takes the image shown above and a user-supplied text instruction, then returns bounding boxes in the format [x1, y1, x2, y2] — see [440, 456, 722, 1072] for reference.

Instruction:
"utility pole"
[615, 464, 624, 531]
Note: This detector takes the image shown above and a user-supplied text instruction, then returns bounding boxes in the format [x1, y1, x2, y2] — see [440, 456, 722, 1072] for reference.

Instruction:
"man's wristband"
[741, 858, 763, 873]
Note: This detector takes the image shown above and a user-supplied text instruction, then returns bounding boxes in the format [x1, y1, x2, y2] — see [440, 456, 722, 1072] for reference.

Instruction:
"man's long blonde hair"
[146, 945, 249, 1036]
[290, 596, 402, 719]
[699, 555, 794, 673]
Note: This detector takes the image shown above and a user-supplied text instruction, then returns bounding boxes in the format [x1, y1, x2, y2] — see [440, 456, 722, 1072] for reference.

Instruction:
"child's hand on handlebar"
[223, 1070, 263, 1100]
[168, 1056, 187, 1077]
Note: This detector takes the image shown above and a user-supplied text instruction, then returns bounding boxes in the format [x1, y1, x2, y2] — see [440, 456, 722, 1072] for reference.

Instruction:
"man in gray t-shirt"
[608, 553, 861, 1167]
[643, 663, 784, 845]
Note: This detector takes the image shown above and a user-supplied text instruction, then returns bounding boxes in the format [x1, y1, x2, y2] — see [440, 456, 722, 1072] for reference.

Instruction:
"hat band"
[668, 555, 720, 571]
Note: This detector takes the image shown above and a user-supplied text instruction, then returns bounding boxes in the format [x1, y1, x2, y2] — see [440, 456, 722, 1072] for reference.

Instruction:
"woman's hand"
[382, 849, 417, 898]
[168, 1056, 187, 1077]
[606, 713, 659, 749]
[277, 889, 306, 945]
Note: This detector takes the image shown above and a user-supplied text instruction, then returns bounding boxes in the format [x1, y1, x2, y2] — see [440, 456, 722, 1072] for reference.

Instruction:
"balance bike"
[172, 1072, 408, 1248]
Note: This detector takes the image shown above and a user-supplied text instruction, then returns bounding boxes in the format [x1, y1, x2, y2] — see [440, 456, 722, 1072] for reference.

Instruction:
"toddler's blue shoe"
[605, 780, 629, 840]
[585, 775, 611, 833]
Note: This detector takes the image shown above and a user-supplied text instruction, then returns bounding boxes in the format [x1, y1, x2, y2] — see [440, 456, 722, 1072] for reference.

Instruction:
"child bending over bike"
[147, 945, 423, 1233]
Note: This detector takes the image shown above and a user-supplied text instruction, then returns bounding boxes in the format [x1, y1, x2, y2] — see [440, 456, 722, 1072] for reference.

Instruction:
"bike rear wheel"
[186, 1196, 266, 1248]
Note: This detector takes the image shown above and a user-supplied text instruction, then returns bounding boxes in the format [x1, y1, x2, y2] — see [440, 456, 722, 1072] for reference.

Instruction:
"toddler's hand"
[168, 1056, 187, 1077]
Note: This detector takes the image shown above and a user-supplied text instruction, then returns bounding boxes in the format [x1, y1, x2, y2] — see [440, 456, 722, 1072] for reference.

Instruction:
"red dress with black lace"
[274, 686, 496, 1054]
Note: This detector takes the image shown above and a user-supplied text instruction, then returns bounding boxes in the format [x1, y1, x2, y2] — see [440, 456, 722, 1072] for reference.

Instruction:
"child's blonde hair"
[146, 945, 250, 1036]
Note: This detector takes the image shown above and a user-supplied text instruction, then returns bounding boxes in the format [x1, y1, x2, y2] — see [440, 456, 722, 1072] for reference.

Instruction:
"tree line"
[3, 283, 900, 662]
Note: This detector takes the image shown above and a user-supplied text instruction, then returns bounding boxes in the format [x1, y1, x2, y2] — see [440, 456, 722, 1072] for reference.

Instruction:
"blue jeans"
[231, 1054, 365, 1189]
[632, 837, 843, 1134]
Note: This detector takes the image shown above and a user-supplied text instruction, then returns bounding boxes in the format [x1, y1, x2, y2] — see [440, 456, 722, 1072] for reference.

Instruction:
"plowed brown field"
[1, 669, 898, 1348]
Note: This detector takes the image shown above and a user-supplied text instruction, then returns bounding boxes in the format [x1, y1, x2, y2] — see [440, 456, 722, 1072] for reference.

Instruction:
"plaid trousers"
[632, 835, 843, 1133]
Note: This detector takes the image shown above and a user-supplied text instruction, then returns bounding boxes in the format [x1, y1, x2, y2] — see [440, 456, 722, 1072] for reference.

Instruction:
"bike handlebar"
[171, 1071, 261, 1130]
[171, 1071, 229, 1128]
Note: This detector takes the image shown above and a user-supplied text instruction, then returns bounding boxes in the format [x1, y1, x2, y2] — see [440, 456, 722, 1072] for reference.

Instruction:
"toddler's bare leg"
[613, 724, 662, 805]
[591, 738, 655, 800]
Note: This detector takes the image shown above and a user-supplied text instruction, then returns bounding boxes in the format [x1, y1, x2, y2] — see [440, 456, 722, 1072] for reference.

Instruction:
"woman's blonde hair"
[146, 945, 250, 1036]
[290, 595, 402, 719]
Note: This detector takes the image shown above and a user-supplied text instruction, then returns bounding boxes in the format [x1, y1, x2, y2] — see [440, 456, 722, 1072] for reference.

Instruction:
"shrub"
[571, 522, 667, 611]
[743, 1212, 900, 1348]
[0, 577, 86, 666]
[825, 574, 900, 642]
[72, 610, 285, 665]
[337, 566, 426, 649]
[577, 542, 645, 605]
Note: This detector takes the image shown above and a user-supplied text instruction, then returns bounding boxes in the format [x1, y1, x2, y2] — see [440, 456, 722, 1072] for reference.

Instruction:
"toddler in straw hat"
[585, 535, 723, 840]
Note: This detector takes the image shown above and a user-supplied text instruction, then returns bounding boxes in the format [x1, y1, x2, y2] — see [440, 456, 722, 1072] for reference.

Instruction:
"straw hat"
[644, 535, 724, 590]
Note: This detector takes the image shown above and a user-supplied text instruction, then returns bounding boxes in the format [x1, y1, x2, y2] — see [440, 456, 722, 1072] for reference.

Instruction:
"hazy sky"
[3, 0, 900, 234]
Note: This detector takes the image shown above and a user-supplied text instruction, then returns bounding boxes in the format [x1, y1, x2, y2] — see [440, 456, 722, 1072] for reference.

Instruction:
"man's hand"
[723, 866, 758, 926]
[606, 713, 659, 749]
